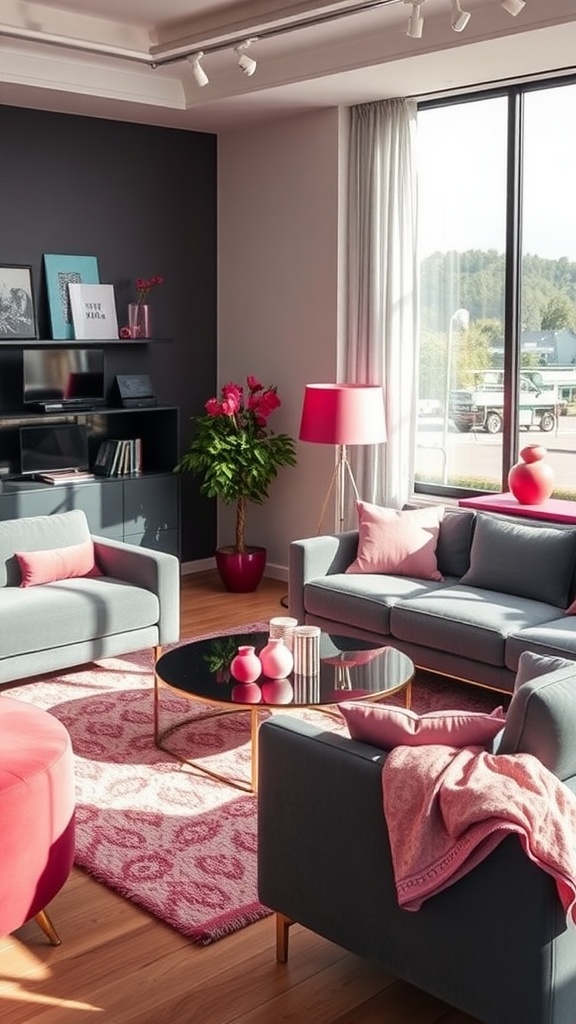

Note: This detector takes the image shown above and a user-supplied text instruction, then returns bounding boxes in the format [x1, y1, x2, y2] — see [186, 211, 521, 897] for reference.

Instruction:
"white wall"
[218, 108, 346, 578]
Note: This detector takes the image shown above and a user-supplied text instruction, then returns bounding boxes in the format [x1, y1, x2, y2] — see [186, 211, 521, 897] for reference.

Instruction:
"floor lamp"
[299, 383, 387, 534]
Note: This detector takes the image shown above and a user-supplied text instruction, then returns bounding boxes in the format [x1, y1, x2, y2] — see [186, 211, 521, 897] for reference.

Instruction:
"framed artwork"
[43, 254, 100, 340]
[68, 283, 119, 339]
[0, 264, 38, 340]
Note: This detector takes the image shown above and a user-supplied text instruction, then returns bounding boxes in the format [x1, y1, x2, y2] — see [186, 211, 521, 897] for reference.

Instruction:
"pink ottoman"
[0, 695, 75, 944]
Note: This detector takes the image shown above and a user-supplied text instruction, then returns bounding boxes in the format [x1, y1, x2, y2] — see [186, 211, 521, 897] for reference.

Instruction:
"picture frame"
[43, 253, 100, 340]
[0, 264, 38, 340]
[68, 282, 119, 340]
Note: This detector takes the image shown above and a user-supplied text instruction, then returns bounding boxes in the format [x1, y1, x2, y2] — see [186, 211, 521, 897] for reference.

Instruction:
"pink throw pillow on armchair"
[16, 540, 102, 587]
[339, 701, 506, 749]
[346, 502, 444, 580]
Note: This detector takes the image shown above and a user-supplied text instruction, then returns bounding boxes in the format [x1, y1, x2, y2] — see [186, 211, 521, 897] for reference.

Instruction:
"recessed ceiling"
[0, 0, 574, 132]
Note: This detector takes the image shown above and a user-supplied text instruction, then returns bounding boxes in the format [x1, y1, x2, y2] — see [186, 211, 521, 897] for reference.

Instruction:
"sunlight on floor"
[5, 986, 100, 1012]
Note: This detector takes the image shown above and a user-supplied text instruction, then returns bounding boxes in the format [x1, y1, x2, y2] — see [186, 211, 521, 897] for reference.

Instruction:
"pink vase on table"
[259, 638, 294, 679]
[230, 646, 262, 684]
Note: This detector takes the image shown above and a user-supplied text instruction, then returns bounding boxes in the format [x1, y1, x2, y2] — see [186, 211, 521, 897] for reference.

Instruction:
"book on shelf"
[93, 438, 142, 477]
[37, 470, 95, 485]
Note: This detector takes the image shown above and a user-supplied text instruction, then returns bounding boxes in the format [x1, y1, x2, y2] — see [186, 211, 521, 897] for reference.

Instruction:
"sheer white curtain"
[345, 98, 419, 520]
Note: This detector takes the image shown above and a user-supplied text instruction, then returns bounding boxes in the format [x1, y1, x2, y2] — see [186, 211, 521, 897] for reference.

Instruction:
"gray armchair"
[257, 654, 576, 1024]
[0, 509, 180, 685]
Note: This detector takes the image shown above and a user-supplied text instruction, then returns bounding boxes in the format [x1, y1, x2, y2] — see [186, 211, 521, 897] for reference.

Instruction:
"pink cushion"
[16, 540, 101, 588]
[339, 701, 506, 749]
[346, 502, 444, 580]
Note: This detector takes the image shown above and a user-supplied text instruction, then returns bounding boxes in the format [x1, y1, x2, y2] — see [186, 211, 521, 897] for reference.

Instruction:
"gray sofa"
[0, 509, 180, 685]
[289, 506, 576, 693]
[258, 652, 576, 1024]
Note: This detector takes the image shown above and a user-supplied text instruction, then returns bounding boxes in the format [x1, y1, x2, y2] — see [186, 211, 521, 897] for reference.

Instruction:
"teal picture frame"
[43, 254, 100, 339]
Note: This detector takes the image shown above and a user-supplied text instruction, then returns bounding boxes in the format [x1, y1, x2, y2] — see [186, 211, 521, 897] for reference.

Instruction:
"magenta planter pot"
[215, 546, 267, 593]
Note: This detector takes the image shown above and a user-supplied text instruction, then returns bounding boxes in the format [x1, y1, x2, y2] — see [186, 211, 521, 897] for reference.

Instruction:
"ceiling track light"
[501, 0, 526, 14]
[234, 38, 258, 77]
[404, 0, 425, 40]
[0, 0, 529, 73]
[450, 0, 471, 32]
[187, 51, 209, 87]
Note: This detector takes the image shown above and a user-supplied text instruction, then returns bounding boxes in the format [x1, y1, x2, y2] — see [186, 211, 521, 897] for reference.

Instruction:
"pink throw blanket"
[382, 744, 576, 924]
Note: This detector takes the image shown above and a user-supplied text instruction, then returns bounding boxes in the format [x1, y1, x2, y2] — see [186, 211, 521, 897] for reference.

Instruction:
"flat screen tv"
[23, 348, 106, 410]
[19, 423, 89, 476]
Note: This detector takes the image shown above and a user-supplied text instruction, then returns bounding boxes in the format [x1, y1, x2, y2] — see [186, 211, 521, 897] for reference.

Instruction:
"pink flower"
[205, 398, 222, 416]
[135, 275, 164, 304]
[220, 395, 241, 416]
[247, 375, 262, 392]
[249, 389, 281, 423]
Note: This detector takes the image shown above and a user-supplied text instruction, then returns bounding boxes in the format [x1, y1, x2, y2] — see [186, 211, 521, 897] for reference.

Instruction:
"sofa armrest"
[92, 535, 180, 645]
[257, 714, 393, 949]
[288, 531, 359, 621]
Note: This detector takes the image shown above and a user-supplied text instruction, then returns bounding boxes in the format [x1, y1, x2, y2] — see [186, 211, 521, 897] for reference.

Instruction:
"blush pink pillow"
[339, 701, 506, 749]
[16, 541, 102, 588]
[346, 502, 444, 580]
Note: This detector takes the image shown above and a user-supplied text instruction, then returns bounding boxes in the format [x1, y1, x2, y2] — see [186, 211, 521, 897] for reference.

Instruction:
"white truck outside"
[449, 371, 560, 434]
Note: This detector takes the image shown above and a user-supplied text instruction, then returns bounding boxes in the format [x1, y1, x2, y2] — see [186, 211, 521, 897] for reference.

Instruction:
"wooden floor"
[0, 571, 480, 1024]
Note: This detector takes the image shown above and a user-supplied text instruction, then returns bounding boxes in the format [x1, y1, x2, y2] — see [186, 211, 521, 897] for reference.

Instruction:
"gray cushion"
[460, 513, 576, 608]
[505, 617, 576, 670]
[513, 650, 576, 691]
[391, 585, 562, 667]
[304, 573, 445, 636]
[436, 509, 475, 578]
[498, 658, 576, 783]
[0, 509, 92, 588]
[0, 577, 159, 658]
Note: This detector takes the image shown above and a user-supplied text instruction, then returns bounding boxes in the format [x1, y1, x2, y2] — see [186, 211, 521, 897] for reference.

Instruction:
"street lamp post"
[442, 307, 470, 484]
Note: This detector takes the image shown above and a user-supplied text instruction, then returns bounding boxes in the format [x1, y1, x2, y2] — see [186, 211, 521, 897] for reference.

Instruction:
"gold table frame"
[154, 647, 413, 794]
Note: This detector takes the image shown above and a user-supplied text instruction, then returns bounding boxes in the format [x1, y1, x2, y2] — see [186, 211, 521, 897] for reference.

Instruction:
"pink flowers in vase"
[121, 274, 164, 339]
[135, 275, 164, 305]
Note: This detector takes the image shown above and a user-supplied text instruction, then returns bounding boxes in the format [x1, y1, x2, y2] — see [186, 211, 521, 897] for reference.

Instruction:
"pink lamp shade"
[299, 384, 387, 446]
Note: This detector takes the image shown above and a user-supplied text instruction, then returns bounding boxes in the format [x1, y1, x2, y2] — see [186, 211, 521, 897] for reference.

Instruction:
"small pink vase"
[508, 445, 555, 504]
[230, 645, 262, 683]
[259, 638, 294, 679]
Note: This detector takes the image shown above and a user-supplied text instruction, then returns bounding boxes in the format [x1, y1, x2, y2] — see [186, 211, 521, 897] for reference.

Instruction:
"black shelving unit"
[0, 407, 180, 557]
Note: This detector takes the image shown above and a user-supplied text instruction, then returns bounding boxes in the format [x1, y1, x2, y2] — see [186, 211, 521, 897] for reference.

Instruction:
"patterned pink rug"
[4, 626, 508, 945]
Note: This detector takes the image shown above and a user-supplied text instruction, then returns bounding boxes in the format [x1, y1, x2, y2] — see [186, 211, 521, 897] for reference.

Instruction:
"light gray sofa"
[289, 507, 576, 693]
[0, 509, 180, 685]
[258, 652, 576, 1024]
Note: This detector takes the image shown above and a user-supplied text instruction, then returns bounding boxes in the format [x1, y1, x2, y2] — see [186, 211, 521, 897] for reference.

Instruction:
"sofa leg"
[153, 645, 162, 665]
[34, 909, 61, 946]
[276, 912, 293, 963]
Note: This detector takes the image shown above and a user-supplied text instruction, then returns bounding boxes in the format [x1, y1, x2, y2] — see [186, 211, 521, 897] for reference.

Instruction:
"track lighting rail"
[0, 0, 528, 80]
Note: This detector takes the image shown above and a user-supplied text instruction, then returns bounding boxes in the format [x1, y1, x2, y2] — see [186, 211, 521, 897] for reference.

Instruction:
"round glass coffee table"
[155, 630, 414, 793]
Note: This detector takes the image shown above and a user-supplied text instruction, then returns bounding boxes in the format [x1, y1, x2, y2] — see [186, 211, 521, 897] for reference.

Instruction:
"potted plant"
[175, 375, 297, 591]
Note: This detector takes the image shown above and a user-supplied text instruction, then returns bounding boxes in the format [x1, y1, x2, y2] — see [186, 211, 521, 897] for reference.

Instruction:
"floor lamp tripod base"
[316, 444, 360, 535]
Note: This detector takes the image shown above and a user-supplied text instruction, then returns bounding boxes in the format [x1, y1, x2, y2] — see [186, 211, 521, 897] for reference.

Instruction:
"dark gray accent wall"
[0, 104, 217, 562]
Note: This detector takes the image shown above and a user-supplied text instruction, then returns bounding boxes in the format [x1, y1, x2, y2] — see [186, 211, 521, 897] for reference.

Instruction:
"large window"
[415, 78, 576, 499]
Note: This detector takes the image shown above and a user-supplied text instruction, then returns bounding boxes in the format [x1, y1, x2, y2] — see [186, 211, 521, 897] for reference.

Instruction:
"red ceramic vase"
[508, 445, 555, 504]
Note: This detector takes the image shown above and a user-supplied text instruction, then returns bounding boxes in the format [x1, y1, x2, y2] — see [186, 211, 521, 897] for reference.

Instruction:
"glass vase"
[127, 302, 151, 339]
